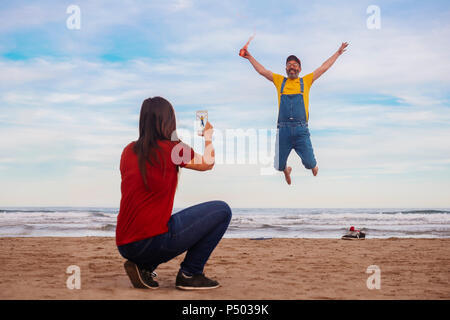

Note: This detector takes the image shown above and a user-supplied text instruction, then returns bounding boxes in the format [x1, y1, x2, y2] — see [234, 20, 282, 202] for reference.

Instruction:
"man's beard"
[287, 69, 299, 79]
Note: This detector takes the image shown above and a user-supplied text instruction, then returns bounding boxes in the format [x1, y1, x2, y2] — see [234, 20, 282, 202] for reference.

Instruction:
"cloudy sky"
[1, 0, 449, 208]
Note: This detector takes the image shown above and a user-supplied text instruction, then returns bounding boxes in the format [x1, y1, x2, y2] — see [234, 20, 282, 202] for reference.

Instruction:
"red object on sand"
[239, 35, 254, 57]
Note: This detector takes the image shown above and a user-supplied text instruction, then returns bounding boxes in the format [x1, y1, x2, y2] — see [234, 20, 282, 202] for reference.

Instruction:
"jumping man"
[241, 42, 348, 184]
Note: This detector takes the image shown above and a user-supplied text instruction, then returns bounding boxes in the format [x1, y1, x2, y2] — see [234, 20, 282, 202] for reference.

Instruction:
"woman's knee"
[211, 200, 232, 222]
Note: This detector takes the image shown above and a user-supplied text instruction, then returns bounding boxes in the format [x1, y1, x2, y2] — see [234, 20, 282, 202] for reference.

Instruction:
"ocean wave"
[0, 209, 57, 213]
[0, 208, 118, 214]
[379, 209, 450, 215]
[1, 207, 449, 238]
[99, 224, 117, 231]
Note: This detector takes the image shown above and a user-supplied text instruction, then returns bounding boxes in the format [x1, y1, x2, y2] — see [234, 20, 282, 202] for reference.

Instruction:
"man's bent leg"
[275, 127, 293, 184]
[293, 126, 317, 175]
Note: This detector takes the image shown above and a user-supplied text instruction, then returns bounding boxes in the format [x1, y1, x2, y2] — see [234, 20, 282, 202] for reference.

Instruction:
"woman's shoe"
[123, 260, 159, 289]
[175, 270, 220, 290]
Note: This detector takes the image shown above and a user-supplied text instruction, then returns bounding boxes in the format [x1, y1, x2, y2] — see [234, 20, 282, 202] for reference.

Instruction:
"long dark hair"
[133, 97, 178, 189]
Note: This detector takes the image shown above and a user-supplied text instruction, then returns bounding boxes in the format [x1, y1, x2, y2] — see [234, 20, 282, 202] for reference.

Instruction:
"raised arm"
[312, 42, 348, 83]
[241, 50, 273, 82]
[184, 122, 215, 171]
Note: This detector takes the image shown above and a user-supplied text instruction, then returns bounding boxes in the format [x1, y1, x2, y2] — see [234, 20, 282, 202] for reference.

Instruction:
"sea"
[1, 207, 450, 239]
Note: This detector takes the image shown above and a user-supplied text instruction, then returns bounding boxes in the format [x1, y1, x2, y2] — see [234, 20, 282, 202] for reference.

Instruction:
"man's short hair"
[286, 55, 301, 67]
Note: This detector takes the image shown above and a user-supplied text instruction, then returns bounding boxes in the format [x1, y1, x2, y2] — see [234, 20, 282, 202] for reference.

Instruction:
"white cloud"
[171, 0, 193, 11]
[1, 1, 450, 207]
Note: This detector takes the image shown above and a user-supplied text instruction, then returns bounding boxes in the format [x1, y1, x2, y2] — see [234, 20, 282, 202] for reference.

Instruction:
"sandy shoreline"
[0, 237, 449, 300]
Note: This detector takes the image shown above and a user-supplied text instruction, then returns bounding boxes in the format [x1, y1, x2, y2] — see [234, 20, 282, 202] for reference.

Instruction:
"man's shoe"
[123, 260, 159, 289]
[175, 270, 220, 290]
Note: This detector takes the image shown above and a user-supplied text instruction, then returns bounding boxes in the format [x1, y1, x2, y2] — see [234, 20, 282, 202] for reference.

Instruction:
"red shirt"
[116, 140, 194, 246]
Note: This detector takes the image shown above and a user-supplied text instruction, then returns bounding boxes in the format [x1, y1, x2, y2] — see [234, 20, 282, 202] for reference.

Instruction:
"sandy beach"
[0, 237, 449, 300]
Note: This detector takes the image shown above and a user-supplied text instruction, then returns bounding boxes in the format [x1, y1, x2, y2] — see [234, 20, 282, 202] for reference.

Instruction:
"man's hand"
[337, 42, 348, 55]
[240, 49, 252, 60]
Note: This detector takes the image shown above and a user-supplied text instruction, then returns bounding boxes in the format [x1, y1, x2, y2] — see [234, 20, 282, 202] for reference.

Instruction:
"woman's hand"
[185, 122, 215, 171]
[203, 121, 214, 141]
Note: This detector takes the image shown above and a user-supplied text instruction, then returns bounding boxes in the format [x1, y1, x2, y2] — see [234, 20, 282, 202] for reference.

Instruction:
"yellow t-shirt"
[272, 72, 314, 121]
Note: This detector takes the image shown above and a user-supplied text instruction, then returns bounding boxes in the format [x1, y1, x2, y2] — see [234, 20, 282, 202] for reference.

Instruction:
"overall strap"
[300, 77, 304, 94]
[280, 77, 287, 94]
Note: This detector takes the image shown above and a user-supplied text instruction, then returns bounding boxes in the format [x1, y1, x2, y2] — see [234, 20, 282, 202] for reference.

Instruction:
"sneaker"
[123, 260, 159, 289]
[175, 270, 220, 290]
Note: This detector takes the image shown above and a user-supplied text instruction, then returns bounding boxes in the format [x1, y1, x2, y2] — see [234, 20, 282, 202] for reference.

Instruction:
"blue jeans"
[274, 123, 317, 171]
[117, 200, 232, 275]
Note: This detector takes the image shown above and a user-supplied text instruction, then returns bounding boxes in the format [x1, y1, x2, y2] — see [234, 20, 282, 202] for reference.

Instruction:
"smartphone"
[196, 110, 208, 136]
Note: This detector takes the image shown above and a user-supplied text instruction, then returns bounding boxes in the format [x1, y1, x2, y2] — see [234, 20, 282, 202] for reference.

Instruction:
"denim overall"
[274, 77, 317, 171]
